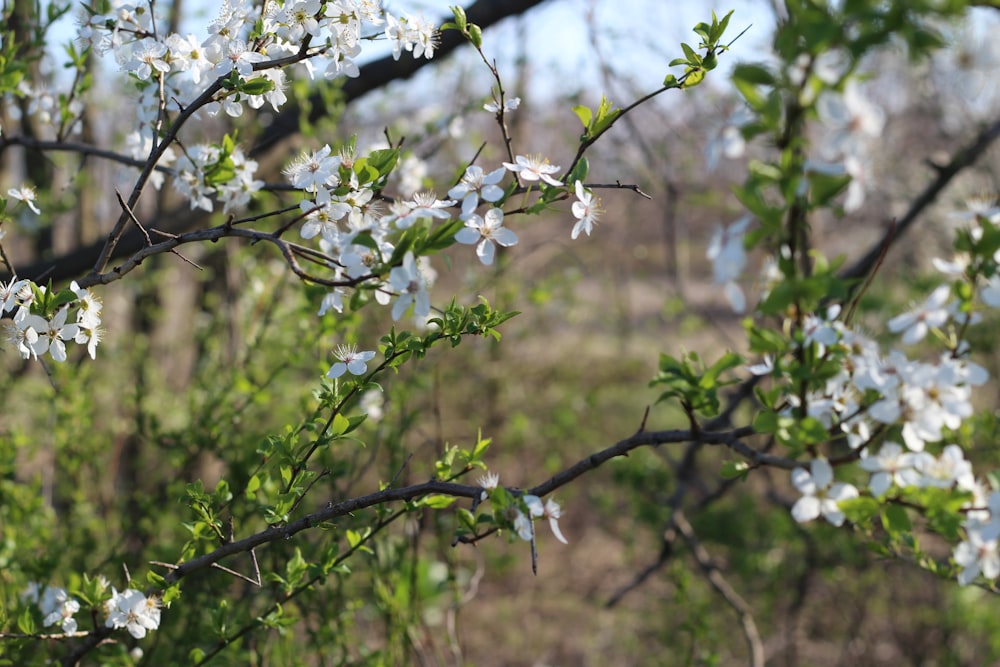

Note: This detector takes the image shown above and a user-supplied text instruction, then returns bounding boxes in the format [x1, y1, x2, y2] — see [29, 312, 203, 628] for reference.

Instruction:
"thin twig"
[674, 511, 765, 667]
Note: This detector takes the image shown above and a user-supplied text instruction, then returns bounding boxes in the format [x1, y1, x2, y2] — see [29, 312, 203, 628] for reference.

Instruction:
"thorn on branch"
[170, 249, 203, 271]
[636, 406, 650, 435]
[115, 190, 152, 247]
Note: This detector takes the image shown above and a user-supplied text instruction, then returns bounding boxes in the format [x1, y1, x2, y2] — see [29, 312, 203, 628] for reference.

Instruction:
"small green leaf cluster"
[664, 10, 734, 89]
[443, 6, 482, 49]
[572, 96, 621, 142]
[379, 298, 519, 366]
[434, 431, 491, 482]
[651, 350, 743, 418]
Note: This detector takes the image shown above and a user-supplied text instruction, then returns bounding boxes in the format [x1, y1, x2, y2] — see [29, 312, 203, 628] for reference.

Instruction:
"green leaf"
[882, 504, 912, 533]
[456, 508, 477, 532]
[567, 156, 589, 186]
[720, 460, 750, 480]
[421, 495, 457, 509]
[681, 67, 706, 88]
[17, 607, 35, 634]
[330, 413, 351, 437]
[346, 529, 363, 549]
[681, 42, 700, 65]
[839, 497, 880, 524]
[366, 148, 399, 176]
[731, 63, 775, 86]
[807, 170, 851, 208]
[450, 5, 467, 30]
[468, 24, 482, 48]
[572, 105, 592, 131]
[239, 77, 274, 96]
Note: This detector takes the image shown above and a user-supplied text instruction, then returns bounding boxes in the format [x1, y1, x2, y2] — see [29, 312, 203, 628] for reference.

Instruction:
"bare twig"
[674, 511, 765, 667]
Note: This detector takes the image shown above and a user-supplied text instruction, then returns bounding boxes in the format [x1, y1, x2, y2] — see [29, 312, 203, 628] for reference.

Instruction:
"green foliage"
[651, 350, 743, 417]
[664, 10, 735, 89]
[573, 95, 622, 141]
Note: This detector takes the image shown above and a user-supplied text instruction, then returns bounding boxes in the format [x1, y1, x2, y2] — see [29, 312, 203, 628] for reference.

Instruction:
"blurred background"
[4, 1, 1000, 664]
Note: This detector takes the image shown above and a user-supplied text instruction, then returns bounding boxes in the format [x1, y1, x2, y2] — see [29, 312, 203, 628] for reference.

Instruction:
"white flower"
[8, 186, 41, 214]
[70, 280, 103, 329]
[106, 588, 162, 639]
[858, 442, 921, 496]
[318, 288, 345, 316]
[502, 154, 563, 187]
[454, 208, 518, 265]
[887, 284, 951, 344]
[0, 276, 28, 314]
[955, 529, 1000, 585]
[707, 217, 751, 313]
[571, 181, 601, 240]
[396, 154, 428, 198]
[126, 37, 170, 80]
[384, 13, 438, 60]
[746, 355, 774, 376]
[327, 344, 376, 379]
[484, 97, 520, 113]
[386, 192, 454, 230]
[39, 586, 80, 634]
[165, 33, 214, 84]
[448, 165, 506, 217]
[917, 444, 975, 490]
[284, 146, 341, 193]
[360, 389, 384, 421]
[478, 472, 500, 500]
[705, 105, 751, 171]
[523, 494, 568, 544]
[790, 457, 858, 527]
[816, 80, 885, 159]
[514, 508, 534, 541]
[213, 39, 265, 78]
[389, 251, 431, 321]
[34, 307, 79, 362]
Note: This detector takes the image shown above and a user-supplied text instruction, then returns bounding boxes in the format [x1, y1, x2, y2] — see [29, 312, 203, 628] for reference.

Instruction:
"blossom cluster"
[22, 584, 81, 634]
[21, 583, 161, 639]
[173, 143, 263, 213]
[27, 0, 438, 207]
[276, 139, 596, 326]
[1, 279, 103, 361]
[477, 472, 568, 545]
[706, 73, 887, 312]
[105, 588, 163, 639]
[754, 204, 1000, 587]
[75, 0, 437, 118]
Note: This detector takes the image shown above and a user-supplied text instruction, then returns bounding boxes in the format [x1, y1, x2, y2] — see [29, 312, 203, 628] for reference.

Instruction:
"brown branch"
[674, 511, 765, 667]
[248, 0, 552, 158]
[527, 425, 792, 500]
[841, 113, 1000, 283]
[3, 2, 555, 287]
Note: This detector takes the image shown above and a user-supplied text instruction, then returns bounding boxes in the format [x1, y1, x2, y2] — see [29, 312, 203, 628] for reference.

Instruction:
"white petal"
[492, 227, 518, 247]
[454, 227, 480, 245]
[477, 240, 496, 265]
[791, 496, 821, 523]
[548, 518, 569, 544]
[791, 467, 816, 495]
[810, 457, 834, 488]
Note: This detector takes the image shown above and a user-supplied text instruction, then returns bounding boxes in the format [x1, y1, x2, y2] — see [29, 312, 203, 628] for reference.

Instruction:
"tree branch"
[3, 0, 553, 286]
